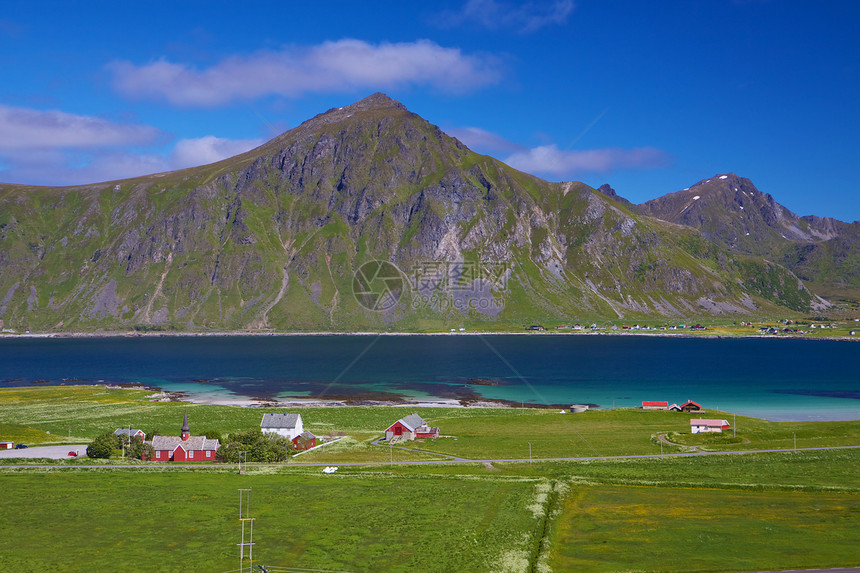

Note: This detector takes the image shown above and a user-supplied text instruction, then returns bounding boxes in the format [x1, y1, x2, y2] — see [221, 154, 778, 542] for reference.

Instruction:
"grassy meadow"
[548, 484, 859, 572]
[4, 385, 857, 461]
[1, 385, 859, 571]
[0, 470, 544, 572]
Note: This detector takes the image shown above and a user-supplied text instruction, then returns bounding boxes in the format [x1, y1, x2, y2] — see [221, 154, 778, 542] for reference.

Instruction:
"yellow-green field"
[550, 484, 859, 572]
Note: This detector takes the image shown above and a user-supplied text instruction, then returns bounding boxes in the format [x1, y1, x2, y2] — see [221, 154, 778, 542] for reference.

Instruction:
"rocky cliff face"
[638, 173, 859, 296]
[0, 95, 822, 332]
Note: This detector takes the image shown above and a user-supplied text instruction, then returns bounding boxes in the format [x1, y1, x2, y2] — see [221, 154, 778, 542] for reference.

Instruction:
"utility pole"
[528, 442, 532, 464]
[793, 432, 796, 451]
[733, 414, 736, 438]
[389, 441, 393, 466]
[238, 488, 255, 573]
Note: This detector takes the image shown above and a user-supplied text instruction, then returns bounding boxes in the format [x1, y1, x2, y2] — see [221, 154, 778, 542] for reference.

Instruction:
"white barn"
[260, 412, 304, 440]
[690, 418, 730, 434]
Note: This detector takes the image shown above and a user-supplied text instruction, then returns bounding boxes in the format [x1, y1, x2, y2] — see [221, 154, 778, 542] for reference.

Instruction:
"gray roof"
[297, 431, 316, 440]
[114, 428, 144, 437]
[151, 435, 219, 451]
[260, 412, 301, 429]
[398, 414, 427, 431]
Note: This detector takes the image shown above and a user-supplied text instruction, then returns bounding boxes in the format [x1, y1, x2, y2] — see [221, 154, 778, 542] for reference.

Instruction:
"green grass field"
[0, 471, 543, 572]
[2, 386, 859, 572]
[5, 386, 856, 463]
[549, 484, 860, 572]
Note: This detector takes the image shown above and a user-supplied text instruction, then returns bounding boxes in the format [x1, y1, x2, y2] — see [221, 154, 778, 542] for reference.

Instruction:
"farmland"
[0, 385, 859, 572]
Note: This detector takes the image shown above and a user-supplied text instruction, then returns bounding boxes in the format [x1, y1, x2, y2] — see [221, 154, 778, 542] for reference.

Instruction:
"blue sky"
[2, 1, 858, 221]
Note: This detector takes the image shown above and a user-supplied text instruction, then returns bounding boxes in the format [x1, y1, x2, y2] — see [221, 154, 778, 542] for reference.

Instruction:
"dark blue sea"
[0, 335, 858, 421]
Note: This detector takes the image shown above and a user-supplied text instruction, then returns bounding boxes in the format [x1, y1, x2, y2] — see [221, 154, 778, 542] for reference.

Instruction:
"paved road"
[0, 444, 88, 459]
[2, 444, 858, 469]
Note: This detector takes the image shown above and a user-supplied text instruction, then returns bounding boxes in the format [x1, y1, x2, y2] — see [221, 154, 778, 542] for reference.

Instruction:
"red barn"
[292, 431, 317, 451]
[385, 414, 439, 441]
[145, 412, 219, 462]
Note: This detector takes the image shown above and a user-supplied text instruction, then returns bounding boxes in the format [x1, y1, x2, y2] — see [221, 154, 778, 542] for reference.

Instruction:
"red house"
[680, 400, 702, 412]
[114, 427, 146, 441]
[642, 401, 668, 410]
[292, 431, 317, 451]
[146, 412, 220, 462]
[385, 414, 439, 441]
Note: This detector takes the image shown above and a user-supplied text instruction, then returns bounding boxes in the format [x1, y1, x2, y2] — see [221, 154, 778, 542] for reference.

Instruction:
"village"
[0, 397, 732, 462]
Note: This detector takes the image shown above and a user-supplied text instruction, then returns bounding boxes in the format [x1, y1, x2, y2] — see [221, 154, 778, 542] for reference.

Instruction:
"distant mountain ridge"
[636, 174, 860, 297]
[0, 94, 831, 332]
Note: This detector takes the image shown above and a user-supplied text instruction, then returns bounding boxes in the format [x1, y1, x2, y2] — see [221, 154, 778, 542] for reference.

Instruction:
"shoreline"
[1, 330, 858, 342]
[6, 383, 857, 421]
[114, 383, 569, 410]
[17, 381, 572, 410]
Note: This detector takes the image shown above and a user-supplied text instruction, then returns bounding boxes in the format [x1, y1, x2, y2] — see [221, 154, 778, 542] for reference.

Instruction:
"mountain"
[0, 94, 824, 333]
[638, 174, 860, 297]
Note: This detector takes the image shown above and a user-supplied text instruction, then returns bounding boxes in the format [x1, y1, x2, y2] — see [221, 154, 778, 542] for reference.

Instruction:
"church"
[146, 412, 220, 462]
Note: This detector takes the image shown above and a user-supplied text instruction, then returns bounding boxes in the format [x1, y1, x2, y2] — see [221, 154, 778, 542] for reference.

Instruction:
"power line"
[237, 488, 255, 573]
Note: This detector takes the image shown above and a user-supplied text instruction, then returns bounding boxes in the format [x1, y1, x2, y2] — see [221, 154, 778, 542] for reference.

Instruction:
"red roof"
[681, 400, 701, 408]
[642, 401, 668, 407]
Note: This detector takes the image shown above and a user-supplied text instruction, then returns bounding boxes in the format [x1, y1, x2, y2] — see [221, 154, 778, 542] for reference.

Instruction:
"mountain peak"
[348, 92, 407, 112]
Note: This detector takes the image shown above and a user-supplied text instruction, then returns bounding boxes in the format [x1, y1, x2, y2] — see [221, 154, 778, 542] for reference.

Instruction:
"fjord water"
[0, 335, 857, 421]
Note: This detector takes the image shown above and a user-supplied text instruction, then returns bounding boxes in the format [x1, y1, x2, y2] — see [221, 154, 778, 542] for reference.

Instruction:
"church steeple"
[181, 411, 190, 441]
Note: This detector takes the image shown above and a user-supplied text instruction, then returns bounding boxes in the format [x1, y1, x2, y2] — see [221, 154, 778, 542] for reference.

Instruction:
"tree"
[216, 430, 292, 463]
[140, 442, 155, 461]
[201, 430, 222, 442]
[87, 432, 119, 459]
[125, 435, 146, 459]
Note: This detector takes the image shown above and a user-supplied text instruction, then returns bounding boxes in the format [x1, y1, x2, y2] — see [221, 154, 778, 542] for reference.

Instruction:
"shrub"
[217, 429, 292, 463]
[87, 432, 119, 459]
[201, 430, 222, 442]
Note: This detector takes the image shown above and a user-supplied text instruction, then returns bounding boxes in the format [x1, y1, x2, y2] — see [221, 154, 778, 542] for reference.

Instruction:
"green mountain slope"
[0, 95, 823, 332]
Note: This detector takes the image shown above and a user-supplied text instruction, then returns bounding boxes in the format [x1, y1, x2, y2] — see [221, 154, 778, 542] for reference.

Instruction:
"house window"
[156, 451, 161, 459]
[206, 451, 211, 458]
[188, 451, 193, 459]
[394, 426, 402, 435]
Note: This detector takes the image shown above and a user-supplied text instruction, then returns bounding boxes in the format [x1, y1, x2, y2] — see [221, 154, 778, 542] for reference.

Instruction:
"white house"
[690, 418, 730, 434]
[260, 412, 304, 440]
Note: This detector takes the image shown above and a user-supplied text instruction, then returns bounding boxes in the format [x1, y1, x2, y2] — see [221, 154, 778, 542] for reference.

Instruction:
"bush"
[87, 432, 120, 459]
[201, 430, 222, 442]
[125, 435, 150, 460]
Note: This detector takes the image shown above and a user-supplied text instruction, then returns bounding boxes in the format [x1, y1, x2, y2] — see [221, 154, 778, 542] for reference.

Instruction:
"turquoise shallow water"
[0, 335, 858, 421]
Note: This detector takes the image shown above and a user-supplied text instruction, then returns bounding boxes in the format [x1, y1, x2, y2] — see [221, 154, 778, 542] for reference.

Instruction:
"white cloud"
[0, 104, 162, 150]
[442, 0, 574, 33]
[0, 106, 264, 185]
[108, 39, 503, 107]
[170, 136, 263, 169]
[505, 145, 670, 177]
[447, 126, 524, 153]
